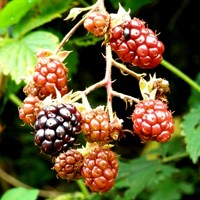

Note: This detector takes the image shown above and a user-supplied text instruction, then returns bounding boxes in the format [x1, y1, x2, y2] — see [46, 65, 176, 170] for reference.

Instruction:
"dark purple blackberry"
[34, 103, 82, 156]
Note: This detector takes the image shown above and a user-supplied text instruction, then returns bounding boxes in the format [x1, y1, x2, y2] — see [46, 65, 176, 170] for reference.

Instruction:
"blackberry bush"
[9, 0, 181, 199]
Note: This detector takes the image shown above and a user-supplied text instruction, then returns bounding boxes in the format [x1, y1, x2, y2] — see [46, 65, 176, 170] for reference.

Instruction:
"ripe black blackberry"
[34, 103, 82, 156]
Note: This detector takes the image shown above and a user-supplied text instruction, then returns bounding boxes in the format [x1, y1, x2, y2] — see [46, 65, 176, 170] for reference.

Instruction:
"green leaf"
[1, 187, 39, 200]
[0, 0, 40, 28]
[149, 179, 194, 200]
[12, 0, 76, 38]
[182, 105, 200, 163]
[114, 156, 176, 200]
[188, 72, 200, 107]
[69, 34, 102, 47]
[0, 31, 59, 84]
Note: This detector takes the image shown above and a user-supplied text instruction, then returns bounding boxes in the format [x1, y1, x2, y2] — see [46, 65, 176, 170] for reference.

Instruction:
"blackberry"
[19, 95, 41, 125]
[33, 56, 68, 100]
[81, 108, 112, 143]
[131, 99, 174, 142]
[53, 149, 83, 181]
[109, 17, 165, 68]
[81, 107, 123, 143]
[83, 10, 110, 37]
[34, 103, 82, 156]
[81, 147, 119, 193]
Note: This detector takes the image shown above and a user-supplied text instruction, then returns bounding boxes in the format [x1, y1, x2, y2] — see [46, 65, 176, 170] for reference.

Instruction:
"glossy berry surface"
[53, 149, 83, 181]
[110, 17, 165, 68]
[83, 10, 110, 37]
[81, 108, 112, 142]
[33, 57, 68, 100]
[131, 99, 174, 142]
[19, 95, 41, 124]
[34, 103, 82, 156]
[81, 148, 118, 193]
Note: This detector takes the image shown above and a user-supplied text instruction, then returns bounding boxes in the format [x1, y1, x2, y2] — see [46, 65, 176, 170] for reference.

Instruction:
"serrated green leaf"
[12, 0, 76, 38]
[114, 156, 176, 200]
[149, 179, 194, 200]
[182, 105, 200, 163]
[0, 31, 59, 84]
[0, 0, 41, 28]
[1, 187, 39, 200]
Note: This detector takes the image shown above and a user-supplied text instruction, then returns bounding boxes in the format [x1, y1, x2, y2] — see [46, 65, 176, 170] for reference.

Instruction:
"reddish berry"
[53, 149, 83, 181]
[81, 108, 112, 143]
[33, 57, 68, 100]
[131, 99, 174, 142]
[84, 10, 110, 37]
[19, 95, 41, 124]
[34, 103, 82, 156]
[81, 147, 118, 193]
[110, 17, 165, 68]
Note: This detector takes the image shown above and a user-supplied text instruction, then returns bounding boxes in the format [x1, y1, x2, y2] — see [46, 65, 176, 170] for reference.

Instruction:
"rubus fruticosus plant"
[17, 0, 175, 194]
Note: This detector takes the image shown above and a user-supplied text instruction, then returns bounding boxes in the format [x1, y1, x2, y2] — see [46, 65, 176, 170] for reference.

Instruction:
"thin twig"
[0, 167, 63, 198]
[112, 59, 146, 80]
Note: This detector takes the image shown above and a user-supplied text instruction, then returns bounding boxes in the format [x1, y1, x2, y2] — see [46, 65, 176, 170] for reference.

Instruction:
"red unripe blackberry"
[53, 149, 83, 181]
[19, 95, 41, 124]
[83, 10, 110, 37]
[33, 57, 68, 100]
[81, 147, 118, 193]
[131, 99, 174, 142]
[110, 17, 165, 68]
[81, 108, 112, 143]
[34, 103, 82, 156]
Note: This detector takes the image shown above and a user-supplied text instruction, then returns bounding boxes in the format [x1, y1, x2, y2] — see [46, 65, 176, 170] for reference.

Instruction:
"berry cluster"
[18, 2, 175, 195]
[84, 7, 164, 69]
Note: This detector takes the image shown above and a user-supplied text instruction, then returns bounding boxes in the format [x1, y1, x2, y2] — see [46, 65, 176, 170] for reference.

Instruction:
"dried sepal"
[139, 74, 170, 102]
[109, 3, 131, 29]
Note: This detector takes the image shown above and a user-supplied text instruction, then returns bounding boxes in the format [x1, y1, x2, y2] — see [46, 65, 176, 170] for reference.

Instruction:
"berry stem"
[111, 90, 140, 104]
[54, 16, 87, 55]
[54, 0, 106, 55]
[162, 152, 189, 163]
[104, 43, 114, 122]
[9, 93, 22, 107]
[161, 59, 200, 93]
[76, 179, 90, 198]
[112, 59, 146, 80]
